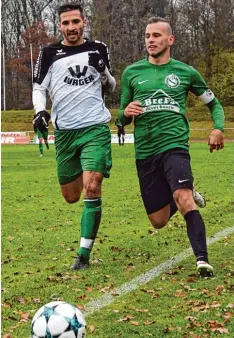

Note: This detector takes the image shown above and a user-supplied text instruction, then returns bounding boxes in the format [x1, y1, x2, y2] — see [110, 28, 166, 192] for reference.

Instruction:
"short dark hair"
[147, 16, 172, 34]
[57, 3, 84, 19]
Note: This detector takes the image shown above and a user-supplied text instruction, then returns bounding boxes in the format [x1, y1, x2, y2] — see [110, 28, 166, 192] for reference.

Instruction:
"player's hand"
[33, 110, 50, 132]
[124, 101, 144, 117]
[88, 51, 106, 73]
[208, 129, 224, 153]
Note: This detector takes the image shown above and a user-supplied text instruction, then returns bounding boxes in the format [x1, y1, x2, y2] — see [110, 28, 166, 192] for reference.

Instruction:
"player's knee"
[150, 218, 168, 229]
[173, 190, 195, 212]
[62, 193, 80, 204]
[83, 182, 101, 197]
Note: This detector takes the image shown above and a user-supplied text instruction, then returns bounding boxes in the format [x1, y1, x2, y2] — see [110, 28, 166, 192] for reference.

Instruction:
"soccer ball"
[31, 301, 86, 338]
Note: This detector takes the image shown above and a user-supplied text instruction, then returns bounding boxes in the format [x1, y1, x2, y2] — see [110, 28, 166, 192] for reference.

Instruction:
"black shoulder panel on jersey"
[33, 44, 56, 85]
[33, 40, 113, 85]
[33, 41, 69, 84]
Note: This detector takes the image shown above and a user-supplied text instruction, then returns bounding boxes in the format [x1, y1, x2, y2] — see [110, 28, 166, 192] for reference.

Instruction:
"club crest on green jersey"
[165, 74, 180, 88]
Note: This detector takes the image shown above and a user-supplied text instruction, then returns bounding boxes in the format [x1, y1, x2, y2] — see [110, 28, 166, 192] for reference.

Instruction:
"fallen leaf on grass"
[187, 301, 210, 312]
[210, 327, 229, 334]
[76, 304, 85, 311]
[226, 303, 234, 308]
[111, 291, 120, 296]
[166, 270, 178, 275]
[207, 320, 229, 333]
[215, 285, 225, 293]
[135, 308, 149, 313]
[2, 258, 13, 265]
[33, 298, 41, 304]
[130, 321, 139, 326]
[88, 325, 96, 333]
[125, 264, 135, 272]
[141, 289, 160, 298]
[7, 237, 14, 241]
[100, 285, 113, 293]
[2, 303, 11, 308]
[17, 297, 25, 304]
[187, 276, 196, 283]
[186, 321, 202, 329]
[185, 316, 198, 321]
[85, 286, 93, 292]
[111, 247, 122, 252]
[210, 302, 221, 308]
[49, 294, 63, 301]
[144, 320, 155, 325]
[223, 311, 234, 323]
[117, 315, 135, 322]
[76, 294, 89, 300]
[201, 288, 211, 296]
[183, 285, 197, 291]
[19, 311, 30, 321]
[174, 289, 187, 298]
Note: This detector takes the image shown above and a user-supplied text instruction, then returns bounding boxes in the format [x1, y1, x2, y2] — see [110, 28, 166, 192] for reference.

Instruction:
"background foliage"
[1, 0, 234, 110]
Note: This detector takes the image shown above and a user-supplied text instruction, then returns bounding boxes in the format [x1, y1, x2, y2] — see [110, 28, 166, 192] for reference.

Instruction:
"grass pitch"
[2, 142, 234, 337]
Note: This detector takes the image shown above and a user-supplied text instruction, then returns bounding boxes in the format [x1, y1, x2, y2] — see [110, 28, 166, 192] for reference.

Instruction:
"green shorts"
[54, 124, 112, 185]
[37, 129, 48, 140]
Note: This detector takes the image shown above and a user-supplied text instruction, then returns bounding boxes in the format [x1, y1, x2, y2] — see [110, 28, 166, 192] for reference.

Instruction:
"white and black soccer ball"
[31, 301, 86, 338]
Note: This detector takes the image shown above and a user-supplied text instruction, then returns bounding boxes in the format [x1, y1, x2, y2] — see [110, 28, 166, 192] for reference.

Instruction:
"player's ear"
[169, 34, 174, 46]
[83, 18, 88, 27]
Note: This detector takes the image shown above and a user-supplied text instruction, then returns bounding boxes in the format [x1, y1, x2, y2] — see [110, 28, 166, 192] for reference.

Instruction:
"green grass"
[2, 143, 234, 337]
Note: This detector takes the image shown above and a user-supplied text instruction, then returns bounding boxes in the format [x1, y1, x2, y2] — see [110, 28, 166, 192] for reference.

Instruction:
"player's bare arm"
[208, 129, 224, 153]
[124, 101, 144, 117]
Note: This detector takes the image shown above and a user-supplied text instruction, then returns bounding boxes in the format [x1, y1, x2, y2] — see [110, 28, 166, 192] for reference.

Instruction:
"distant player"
[32, 3, 116, 270]
[118, 17, 225, 277]
[115, 119, 125, 145]
[33, 118, 49, 157]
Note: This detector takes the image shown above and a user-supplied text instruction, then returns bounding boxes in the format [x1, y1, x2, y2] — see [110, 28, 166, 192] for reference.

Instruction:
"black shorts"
[136, 148, 194, 214]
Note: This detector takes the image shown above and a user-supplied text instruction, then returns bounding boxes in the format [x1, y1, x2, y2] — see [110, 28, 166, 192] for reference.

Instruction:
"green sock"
[78, 198, 102, 260]
[39, 143, 43, 155]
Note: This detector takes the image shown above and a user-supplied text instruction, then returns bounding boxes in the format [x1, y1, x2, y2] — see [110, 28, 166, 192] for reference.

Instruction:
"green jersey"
[118, 58, 225, 159]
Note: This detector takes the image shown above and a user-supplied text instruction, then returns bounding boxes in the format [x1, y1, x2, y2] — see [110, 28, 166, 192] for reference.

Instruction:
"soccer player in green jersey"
[118, 17, 225, 277]
[33, 124, 49, 157]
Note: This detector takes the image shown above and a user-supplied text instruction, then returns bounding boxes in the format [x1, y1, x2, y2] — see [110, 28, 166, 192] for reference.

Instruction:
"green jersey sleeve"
[190, 67, 225, 131]
[118, 68, 133, 126]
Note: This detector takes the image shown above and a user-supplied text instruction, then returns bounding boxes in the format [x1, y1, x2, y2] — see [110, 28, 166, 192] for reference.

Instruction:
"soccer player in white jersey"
[32, 3, 116, 270]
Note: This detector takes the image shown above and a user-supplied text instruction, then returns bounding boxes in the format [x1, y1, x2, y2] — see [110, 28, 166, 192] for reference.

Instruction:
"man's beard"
[149, 46, 168, 59]
[66, 28, 84, 44]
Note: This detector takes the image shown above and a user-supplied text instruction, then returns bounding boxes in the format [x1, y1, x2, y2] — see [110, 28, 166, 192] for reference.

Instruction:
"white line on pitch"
[83, 226, 234, 317]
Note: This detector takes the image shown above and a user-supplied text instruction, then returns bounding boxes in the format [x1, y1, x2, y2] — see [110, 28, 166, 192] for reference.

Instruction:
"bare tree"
[1, 0, 234, 109]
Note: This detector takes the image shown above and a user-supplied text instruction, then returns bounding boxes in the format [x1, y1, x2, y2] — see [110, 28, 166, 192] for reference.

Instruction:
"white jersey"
[33, 39, 115, 130]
